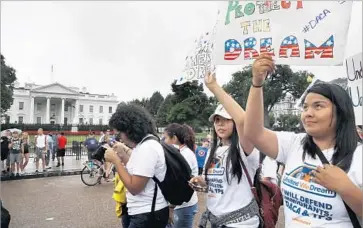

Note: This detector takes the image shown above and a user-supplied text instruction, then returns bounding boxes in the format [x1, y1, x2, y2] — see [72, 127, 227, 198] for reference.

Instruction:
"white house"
[271, 93, 301, 118]
[5, 82, 119, 125]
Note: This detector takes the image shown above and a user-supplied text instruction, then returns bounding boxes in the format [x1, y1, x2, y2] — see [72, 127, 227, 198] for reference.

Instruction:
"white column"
[61, 98, 65, 125]
[45, 97, 50, 124]
[74, 99, 79, 124]
[29, 96, 35, 123]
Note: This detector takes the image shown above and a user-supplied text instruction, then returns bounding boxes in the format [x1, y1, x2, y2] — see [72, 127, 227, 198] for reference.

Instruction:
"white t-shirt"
[205, 145, 260, 228]
[36, 135, 47, 148]
[276, 132, 362, 228]
[125, 136, 168, 215]
[175, 146, 198, 210]
[261, 156, 278, 185]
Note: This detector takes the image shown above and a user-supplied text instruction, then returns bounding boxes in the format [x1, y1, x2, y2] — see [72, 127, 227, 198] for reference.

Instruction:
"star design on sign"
[283, 40, 288, 45]
[231, 43, 235, 48]
[305, 40, 311, 47]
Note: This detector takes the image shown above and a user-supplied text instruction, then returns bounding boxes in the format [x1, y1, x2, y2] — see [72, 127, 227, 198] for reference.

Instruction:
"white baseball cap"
[208, 104, 232, 122]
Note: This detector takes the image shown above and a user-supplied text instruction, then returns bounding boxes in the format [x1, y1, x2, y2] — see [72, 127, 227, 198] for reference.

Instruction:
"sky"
[1, 1, 362, 101]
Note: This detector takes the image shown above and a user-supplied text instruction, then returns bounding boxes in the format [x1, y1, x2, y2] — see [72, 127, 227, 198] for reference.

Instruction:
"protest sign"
[214, 1, 352, 66]
[345, 53, 362, 125]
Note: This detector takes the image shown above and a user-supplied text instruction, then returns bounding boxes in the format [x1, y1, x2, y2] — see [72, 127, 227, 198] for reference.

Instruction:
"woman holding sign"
[244, 54, 362, 227]
[190, 72, 261, 227]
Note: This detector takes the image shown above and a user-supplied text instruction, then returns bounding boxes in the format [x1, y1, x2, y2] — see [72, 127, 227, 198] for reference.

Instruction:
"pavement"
[1, 175, 286, 228]
[1, 156, 89, 181]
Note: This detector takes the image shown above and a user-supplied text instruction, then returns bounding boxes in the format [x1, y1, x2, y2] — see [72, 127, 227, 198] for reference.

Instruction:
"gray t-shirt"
[10, 138, 21, 154]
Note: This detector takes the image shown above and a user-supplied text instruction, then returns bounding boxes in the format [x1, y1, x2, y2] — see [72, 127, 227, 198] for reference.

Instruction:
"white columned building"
[4, 82, 119, 125]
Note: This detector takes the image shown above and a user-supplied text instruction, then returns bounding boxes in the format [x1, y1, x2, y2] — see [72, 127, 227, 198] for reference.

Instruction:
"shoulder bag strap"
[315, 147, 361, 228]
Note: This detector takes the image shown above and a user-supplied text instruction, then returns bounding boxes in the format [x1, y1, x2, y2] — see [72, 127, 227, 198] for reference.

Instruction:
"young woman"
[244, 54, 362, 227]
[104, 104, 169, 228]
[164, 123, 198, 228]
[20, 132, 30, 174]
[190, 72, 260, 227]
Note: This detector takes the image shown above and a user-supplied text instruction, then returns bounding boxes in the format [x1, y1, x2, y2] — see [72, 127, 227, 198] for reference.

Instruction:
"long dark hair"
[204, 120, 244, 184]
[164, 123, 196, 151]
[301, 83, 362, 172]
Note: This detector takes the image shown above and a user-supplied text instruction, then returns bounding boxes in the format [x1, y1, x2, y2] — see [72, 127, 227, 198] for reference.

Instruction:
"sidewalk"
[1, 156, 89, 181]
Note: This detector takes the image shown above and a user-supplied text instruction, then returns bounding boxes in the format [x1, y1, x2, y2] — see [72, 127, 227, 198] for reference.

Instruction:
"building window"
[79, 118, 84, 124]
[64, 105, 68, 112]
[18, 116, 24, 124]
[89, 118, 93, 125]
[64, 117, 68, 125]
[89, 105, 93, 113]
[99, 106, 103, 113]
[80, 105, 84, 112]
[37, 103, 42, 111]
[36, 117, 41, 124]
[99, 119, 103, 125]
[19, 102, 24, 110]
[51, 104, 55, 111]
[109, 106, 112, 113]
[5, 115, 10, 124]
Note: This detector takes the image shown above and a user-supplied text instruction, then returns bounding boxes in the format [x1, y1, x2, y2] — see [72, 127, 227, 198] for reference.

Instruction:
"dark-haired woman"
[244, 54, 362, 227]
[164, 123, 198, 228]
[190, 73, 260, 227]
[105, 104, 169, 228]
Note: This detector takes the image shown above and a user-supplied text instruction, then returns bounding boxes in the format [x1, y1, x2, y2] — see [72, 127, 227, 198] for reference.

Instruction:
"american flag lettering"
[279, 35, 300, 58]
[224, 39, 242, 60]
[304, 35, 334, 59]
[260, 38, 275, 56]
[244, 37, 259, 60]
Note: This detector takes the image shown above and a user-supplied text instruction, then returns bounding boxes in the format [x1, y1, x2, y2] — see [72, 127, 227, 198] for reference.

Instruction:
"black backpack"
[1, 201, 10, 228]
[141, 135, 194, 207]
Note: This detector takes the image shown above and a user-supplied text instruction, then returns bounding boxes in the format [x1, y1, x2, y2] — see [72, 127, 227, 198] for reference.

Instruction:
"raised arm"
[204, 72, 254, 154]
[244, 54, 279, 159]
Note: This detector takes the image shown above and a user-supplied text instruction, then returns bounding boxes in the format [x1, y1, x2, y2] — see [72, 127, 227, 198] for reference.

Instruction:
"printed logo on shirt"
[198, 149, 206, 157]
[282, 162, 336, 222]
[206, 152, 228, 196]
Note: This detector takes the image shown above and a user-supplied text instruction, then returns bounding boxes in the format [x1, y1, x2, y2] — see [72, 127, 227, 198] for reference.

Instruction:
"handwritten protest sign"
[345, 53, 362, 125]
[176, 31, 215, 85]
[214, 1, 352, 66]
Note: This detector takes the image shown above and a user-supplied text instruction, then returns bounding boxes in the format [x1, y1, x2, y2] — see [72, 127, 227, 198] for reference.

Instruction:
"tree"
[148, 91, 164, 117]
[224, 65, 313, 127]
[275, 113, 300, 131]
[156, 94, 174, 127]
[1, 54, 17, 115]
[170, 80, 204, 104]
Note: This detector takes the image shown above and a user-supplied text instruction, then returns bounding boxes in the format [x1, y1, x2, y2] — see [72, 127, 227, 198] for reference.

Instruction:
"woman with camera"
[104, 104, 169, 228]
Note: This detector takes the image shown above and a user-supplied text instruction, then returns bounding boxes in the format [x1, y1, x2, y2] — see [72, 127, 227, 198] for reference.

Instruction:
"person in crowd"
[20, 132, 30, 174]
[35, 128, 48, 173]
[104, 104, 169, 228]
[244, 54, 362, 227]
[164, 123, 198, 228]
[8, 131, 22, 177]
[45, 132, 54, 169]
[195, 139, 209, 175]
[99, 131, 105, 143]
[56, 132, 67, 167]
[83, 132, 100, 161]
[102, 134, 112, 181]
[190, 72, 260, 227]
[52, 131, 59, 161]
[1, 131, 11, 174]
[5, 131, 12, 173]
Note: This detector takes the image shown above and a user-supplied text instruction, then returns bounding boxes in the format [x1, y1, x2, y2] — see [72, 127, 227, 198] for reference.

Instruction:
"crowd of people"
[0, 128, 68, 176]
[96, 55, 362, 228]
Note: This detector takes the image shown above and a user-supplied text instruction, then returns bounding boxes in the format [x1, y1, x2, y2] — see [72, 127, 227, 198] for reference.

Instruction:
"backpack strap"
[151, 181, 158, 213]
[315, 147, 361, 228]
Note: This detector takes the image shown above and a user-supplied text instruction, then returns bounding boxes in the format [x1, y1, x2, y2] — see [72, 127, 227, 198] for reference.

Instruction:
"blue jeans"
[172, 203, 198, 228]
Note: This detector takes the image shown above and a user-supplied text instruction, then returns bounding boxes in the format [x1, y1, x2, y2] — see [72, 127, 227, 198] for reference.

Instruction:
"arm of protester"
[244, 54, 280, 159]
[204, 71, 254, 154]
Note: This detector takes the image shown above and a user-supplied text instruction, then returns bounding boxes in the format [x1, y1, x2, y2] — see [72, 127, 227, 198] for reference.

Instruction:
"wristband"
[252, 83, 263, 88]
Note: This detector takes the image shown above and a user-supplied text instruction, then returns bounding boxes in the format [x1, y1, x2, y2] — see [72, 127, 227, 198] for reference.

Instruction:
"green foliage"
[1, 54, 17, 114]
[273, 113, 301, 132]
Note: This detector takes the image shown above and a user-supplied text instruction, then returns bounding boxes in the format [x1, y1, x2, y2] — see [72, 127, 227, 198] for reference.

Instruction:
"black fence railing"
[1, 123, 111, 132]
